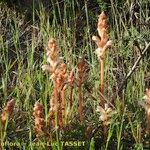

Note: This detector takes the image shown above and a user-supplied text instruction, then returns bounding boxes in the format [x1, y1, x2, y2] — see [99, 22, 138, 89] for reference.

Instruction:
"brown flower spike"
[42, 38, 63, 80]
[33, 102, 45, 137]
[1, 99, 15, 126]
[92, 12, 112, 59]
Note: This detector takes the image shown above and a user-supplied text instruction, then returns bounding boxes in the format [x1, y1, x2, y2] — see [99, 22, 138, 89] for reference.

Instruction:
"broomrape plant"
[42, 37, 90, 128]
[42, 38, 69, 129]
[0, 99, 15, 148]
[33, 102, 46, 137]
[92, 11, 114, 140]
[1, 99, 15, 127]
[92, 11, 112, 107]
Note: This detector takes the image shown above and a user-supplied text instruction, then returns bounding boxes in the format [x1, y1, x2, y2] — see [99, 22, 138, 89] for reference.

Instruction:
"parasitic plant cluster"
[33, 102, 46, 137]
[38, 12, 113, 139]
[42, 38, 89, 129]
[42, 38, 67, 129]
[1, 99, 15, 127]
[42, 39, 76, 128]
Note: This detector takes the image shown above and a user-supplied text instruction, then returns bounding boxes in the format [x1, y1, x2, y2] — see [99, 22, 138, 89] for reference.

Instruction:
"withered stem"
[78, 84, 84, 122]
[70, 86, 73, 108]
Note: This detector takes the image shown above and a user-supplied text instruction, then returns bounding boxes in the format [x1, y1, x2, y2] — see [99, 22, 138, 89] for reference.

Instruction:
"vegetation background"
[0, 0, 150, 149]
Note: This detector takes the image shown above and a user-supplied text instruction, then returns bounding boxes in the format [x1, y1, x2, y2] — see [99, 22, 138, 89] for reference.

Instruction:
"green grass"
[0, 0, 150, 149]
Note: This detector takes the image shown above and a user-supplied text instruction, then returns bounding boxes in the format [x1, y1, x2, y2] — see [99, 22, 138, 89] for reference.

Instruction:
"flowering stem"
[103, 124, 108, 141]
[54, 82, 59, 128]
[100, 58, 105, 107]
[61, 88, 65, 128]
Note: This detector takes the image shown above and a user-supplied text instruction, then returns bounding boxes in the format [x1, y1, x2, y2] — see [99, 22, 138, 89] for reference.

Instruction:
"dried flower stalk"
[33, 102, 45, 137]
[92, 12, 112, 107]
[77, 58, 89, 122]
[55, 63, 68, 128]
[1, 99, 15, 126]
